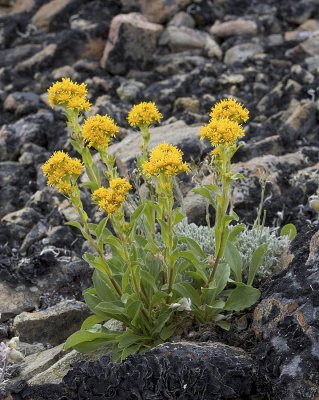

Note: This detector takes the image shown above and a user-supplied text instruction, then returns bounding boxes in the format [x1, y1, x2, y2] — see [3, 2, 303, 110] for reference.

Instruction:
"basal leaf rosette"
[47, 78, 91, 112]
[92, 178, 132, 215]
[82, 114, 119, 150]
[41, 151, 83, 195]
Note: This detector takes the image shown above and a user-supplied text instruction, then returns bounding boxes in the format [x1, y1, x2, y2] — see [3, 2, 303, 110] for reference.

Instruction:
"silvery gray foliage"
[171, 221, 290, 279]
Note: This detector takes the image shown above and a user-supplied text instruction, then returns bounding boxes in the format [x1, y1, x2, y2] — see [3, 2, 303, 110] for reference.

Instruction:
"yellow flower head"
[200, 118, 245, 147]
[82, 114, 119, 149]
[47, 78, 91, 112]
[92, 178, 132, 215]
[210, 98, 249, 123]
[142, 143, 189, 177]
[127, 102, 162, 128]
[41, 151, 83, 195]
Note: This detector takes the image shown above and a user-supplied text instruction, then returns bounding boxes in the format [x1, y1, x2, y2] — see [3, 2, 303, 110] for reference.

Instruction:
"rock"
[116, 79, 146, 101]
[159, 26, 222, 59]
[2, 207, 41, 229]
[174, 97, 200, 113]
[108, 120, 209, 175]
[219, 73, 245, 85]
[253, 226, 319, 399]
[144, 73, 191, 104]
[290, 64, 315, 84]
[224, 42, 263, 65]
[14, 43, 57, 73]
[279, 0, 316, 25]
[305, 55, 319, 73]
[13, 300, 90, 346]
[31, 0, 79, 32]
[100, 13, 163, 75]
[256, 82, 284, 114]
[16, 344, 65, 383]
[168, 11, 195, 29]
[279, 101, 317, 145]
[0, 111, 54, 161]
[0, 281, 40, 321]
[4, 92, 41, 116]
[0, 44, 42, 68]
[210, 19, 258, 37]
[0, 161, 35, 218]
[10, 0, 35, 14]
[140, 0, 192, 24]
[60, 342, 256, 399]
[51, 65, 78, 80]
[235, 135, 284, 162]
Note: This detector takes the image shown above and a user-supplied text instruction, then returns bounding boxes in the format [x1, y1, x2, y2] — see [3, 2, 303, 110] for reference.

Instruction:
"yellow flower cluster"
[200, 98, 248, 147]
[127, 102, 162, 128]
[82, 115, 119, 149]
[199, 118, 245, 147]
[41, 151, 83, 195]
[142, 143, 189, 177]
[210, 98, 249, 123]
[47, 78, 91, 112]
[92, 178, 132, 214]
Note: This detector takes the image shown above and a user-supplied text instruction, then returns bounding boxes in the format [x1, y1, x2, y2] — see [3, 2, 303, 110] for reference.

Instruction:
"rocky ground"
[0, 0, 319, 398]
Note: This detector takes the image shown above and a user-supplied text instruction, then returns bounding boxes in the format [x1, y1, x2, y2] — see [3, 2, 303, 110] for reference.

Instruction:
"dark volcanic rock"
[55, 342, 255, 399]
[253, 225, 319, 400]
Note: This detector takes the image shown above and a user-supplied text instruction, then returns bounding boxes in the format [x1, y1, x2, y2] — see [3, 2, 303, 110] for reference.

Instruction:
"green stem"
[71, 192, 122, 297]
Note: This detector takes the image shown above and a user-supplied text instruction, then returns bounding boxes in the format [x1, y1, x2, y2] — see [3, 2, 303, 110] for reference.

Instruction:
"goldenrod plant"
[42, 79, 272, 360]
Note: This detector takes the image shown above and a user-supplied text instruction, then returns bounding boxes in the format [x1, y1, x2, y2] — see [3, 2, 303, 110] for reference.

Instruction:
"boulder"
[13, 300, 90, 346]
[224, 42, 263, 65]
[210, 19, 258, 37]
[140, 0, 192, 24]
[253, 225, 319, 399]
[100, 13, 163, 75]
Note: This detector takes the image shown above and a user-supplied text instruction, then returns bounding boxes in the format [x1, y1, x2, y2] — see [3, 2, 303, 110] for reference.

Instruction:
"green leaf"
[280, 223, 297, 240]
[93, 270, 118, 303]
[213, 263, 230, 296]
[193, 187, 215, 206]
[81, 315, 106, 330]
[117, 330, 150, 349]
[160, 323, 176, 340]
[177, 236, 206, 258]
[247, 243, 268, 286]
[140, 270, 157, 292]
[228, 224, 245, 242]
[96, 301, 126, 317]
[173, 282, 201, 307]
[172, 208, 185, 225]
[130, 203, 145, 223]
[178, 250, 199, 267]
[224, 285, 261, 312]
[225, 242, 243, 283]
[64, 330, 116, 351]
[216, 320, 231, 330]
[96, 217, 108, 239]
[121, 343, 142, 360]
[65, 220, 82, 231]
[187, 271, 208, 285]
[152, 310, 173, 334]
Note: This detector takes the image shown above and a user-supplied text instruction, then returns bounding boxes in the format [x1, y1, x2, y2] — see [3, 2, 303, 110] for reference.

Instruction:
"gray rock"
[13, 300, 90, 346]
[32, 0, 79, 32]
[100, 13, 163, 75]
[159, 26, 222, 59]
[140, 0, 192, 24]
[59, 342, 256, 399]
[108, 120, 209, 175]
[116, 79, 146, 101]
[253, 226, 319, 399]
[224, 42, 263, 65]
[279, 100, 317, 144]
[210, 19, 258, 38]
[0, 282, 40, 321]
[14, 43, 57, 73]
[0, 111, 54, 161]
[4, 92, 41, 116]
[2, 207, 41, 229]
[168, 11, 195, 29]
